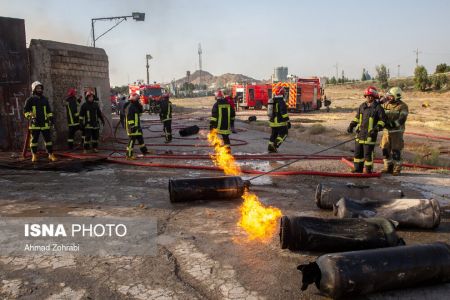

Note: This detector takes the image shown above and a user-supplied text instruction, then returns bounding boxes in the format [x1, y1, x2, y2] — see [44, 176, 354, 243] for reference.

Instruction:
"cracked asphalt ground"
[1, 97, 449, 299]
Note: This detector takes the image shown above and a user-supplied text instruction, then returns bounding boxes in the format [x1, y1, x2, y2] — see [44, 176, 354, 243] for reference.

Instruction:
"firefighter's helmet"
[162, 92, 170, 99]
[388, 87, 402, 100]
[364, 86, 379, 98]
[274, 86, 285, 97]
[215, 90, 224, 99]
[85, 90, 95, 99]
[31, 81, 43, 92]
[129, 93, 139, 102]
[67, 88, 76, 97]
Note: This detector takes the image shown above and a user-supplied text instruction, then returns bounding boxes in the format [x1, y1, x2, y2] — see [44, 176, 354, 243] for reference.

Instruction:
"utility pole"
[413, 48, 422, 66]
[397, 64, 400, 78]
[146, 54, 152, 84]
[333, 63, 339, 81]
[198, 43, 203, 89]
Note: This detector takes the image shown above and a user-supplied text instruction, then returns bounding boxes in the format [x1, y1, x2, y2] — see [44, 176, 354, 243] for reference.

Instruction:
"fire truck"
[272, 78, 323, 112]
[231, 84, 272, 110]
[128, 83, 164, 113]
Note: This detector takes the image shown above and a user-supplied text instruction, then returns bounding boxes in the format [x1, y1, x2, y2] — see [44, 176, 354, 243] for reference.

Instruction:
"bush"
[431, 73, 448, 90]
[308, 124, 326, 135]
[376, 65, 389, 89]
[414, 65, 430, 91]
[435, 63, 450, 73]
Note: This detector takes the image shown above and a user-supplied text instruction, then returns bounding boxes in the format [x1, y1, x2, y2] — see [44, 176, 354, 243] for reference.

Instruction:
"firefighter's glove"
[48, 116, 54, 127]
[287, 122, 292, 129]
[347, 122, 357, 134]
[369, 128, 378, 139]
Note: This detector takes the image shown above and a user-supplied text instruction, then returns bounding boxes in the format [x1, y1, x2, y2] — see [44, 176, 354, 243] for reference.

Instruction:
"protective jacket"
[382, 100, 409, 132]
[126, 101, 144, 136]
[24, 95, 53, 130]
[159, 98, 172, 122]
[269, 96, 289, 127]
[79, 101, 104, 129]
[210, 98, 235, 135]
[351, 102, 386, 144]
[65, 96, 80, 126]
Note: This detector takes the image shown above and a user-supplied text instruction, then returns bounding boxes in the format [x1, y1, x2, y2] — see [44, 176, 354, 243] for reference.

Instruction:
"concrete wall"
[28, 39, 111, 146]
[0, 17, 29, 151]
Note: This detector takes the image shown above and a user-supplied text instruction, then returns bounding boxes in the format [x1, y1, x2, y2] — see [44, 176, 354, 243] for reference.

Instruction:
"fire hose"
[247, 137, 358, 181]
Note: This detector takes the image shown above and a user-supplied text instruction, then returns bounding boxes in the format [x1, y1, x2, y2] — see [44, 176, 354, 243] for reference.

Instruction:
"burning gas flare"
[207, 129, 282, 241]
[207, 129, 241, 176]
[238, 191, 282, 241]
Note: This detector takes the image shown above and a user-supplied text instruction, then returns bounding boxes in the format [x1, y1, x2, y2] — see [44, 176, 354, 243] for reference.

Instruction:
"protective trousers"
[269, 126, 288, 149]
[67, 125, 81, 149]
[354, 141, 375, 172]
[30, 129, 53, 154]
[163, 120, 172, 142]
[84, 128, 99, 150]
[126, 135, 148, 157]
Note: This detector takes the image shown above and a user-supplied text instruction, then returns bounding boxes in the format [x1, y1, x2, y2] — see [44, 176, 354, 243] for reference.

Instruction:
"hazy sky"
[2, 0, 450, 86]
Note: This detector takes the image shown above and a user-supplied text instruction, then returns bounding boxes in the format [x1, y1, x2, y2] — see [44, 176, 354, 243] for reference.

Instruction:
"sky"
[2, 0, 450, 86]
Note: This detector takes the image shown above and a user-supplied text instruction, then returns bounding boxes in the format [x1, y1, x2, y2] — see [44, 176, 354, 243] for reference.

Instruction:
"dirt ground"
[0, 95, 449, 299]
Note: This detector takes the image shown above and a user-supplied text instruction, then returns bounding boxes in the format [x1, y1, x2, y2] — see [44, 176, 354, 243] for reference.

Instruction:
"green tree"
[329, 76, 337, 85]
[375, 65, 389, 89]
[414, 65, 430, 91]
[435, 63, 449, 74]
[361, 69, 367, 81]
[431, 73, 448, 90]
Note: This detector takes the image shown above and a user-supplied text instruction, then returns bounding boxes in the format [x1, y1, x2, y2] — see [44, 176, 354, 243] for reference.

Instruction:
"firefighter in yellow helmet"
[380, 87, 409, 175]
[23, 81, 57, 162]
[210, 90, 235, 151]
[268, 86, 290, 153]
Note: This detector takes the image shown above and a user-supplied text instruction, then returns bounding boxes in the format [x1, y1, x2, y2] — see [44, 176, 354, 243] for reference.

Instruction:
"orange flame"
[238, 191, 282, 241]
[207, 129, 241, 176]
[207, 129, 282, 241]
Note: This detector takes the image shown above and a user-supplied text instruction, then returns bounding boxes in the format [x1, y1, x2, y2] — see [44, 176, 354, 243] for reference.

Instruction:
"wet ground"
[1, 102, 449, 299]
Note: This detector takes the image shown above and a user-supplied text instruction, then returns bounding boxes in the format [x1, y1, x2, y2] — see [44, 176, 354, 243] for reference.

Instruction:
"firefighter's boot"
[268, 143, 277, 153]
[48, 153, 58, 162]
[363, 165, 373, 174]
[351, 162, 363, 173]
[31, 153, 38, 163]
[126, 154, 136, 160]
[381, 159, 393, 174]
[392, 161, 402, 176]
[92, 148, 99, 153]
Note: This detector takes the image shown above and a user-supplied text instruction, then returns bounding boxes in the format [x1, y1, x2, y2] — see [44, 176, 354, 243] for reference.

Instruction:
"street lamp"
[91, 12, 146, 47]
[146, 54, 153, 84]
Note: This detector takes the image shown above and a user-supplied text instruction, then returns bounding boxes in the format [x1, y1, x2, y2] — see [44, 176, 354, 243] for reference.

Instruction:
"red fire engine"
[231, 84, 272, 110]
[272, 78, 323, 112]
[128, 83, 164, 112]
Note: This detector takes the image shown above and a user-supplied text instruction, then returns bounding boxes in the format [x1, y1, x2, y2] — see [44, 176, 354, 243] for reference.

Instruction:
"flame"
[238, 191, 282, 241]
[206, 129, 282, 242]
[207, 129, 241, 176]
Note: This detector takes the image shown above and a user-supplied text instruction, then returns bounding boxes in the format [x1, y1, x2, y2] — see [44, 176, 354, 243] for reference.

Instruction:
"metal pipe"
[298, 242, 450, 298]
[279, 216, 404, 252]
[169, 176, 249, 203]
[315, 182, 403, 209]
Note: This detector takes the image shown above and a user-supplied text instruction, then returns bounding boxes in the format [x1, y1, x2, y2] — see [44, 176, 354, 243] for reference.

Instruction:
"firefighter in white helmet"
[23, 81, 57, 162]
[380, 87, 409, 175]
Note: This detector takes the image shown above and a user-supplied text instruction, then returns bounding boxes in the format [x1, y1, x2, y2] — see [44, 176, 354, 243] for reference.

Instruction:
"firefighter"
[210, 90, 235, 151]
[65, 88, 82, 149]
[225, 95, 237, 133]
[347, 86, 387, 173]
[268, 86, 290, 153]
[79, 91, 104, 153]
[24, 81, 57, 162]
[159, 92, 173, 143]
[125, 93, 148, 159]
[118, 95, 128, 128]
[380, 87, 409, 175]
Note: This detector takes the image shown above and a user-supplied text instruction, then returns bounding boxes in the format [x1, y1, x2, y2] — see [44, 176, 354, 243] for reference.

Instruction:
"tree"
[431, 73, 448, 90]
[361, 69, 367, 81]
[435, 63, 450, 74]
[414, 65, 430, 91]
[375, 65, 389, 89]
[329, 76, 337, 85]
